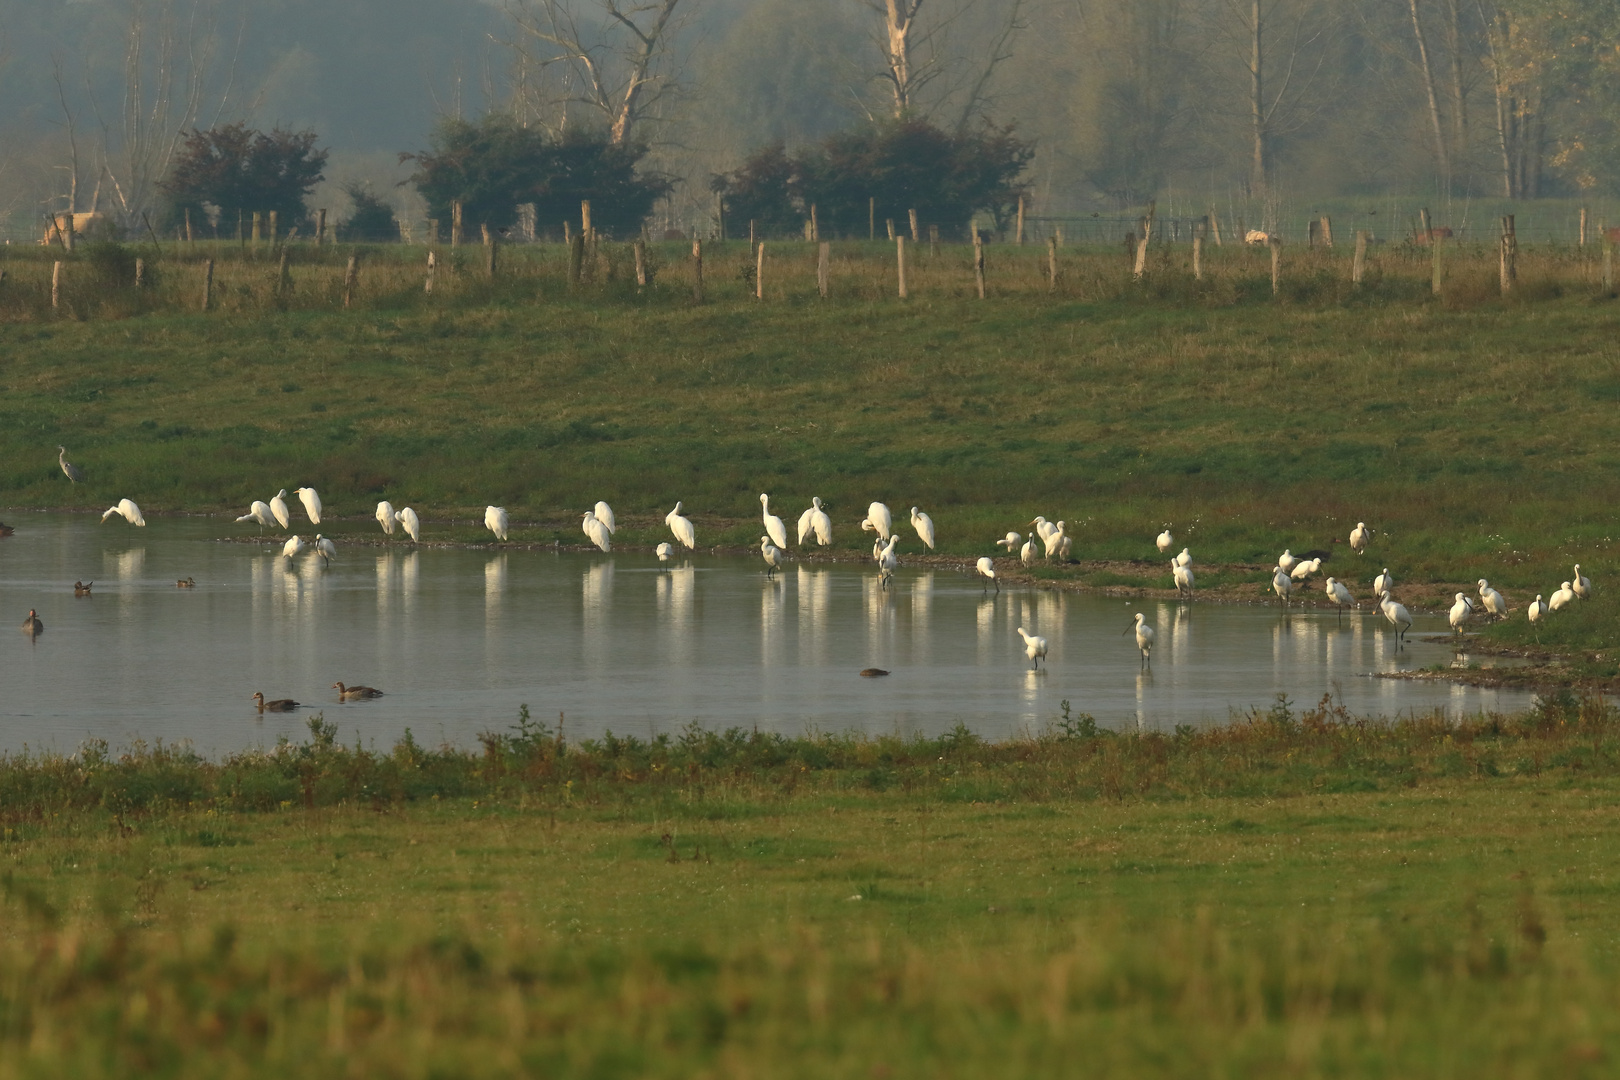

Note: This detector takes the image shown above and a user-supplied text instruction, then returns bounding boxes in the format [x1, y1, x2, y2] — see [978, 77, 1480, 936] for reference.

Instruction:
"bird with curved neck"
[57, 446, 85, 483]
[332, 682, 384, 700]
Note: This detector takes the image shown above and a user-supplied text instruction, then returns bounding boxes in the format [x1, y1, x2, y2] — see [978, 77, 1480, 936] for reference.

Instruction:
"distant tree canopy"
[160, 124, 328, 233]
[714, 120, 1033, 239]
[341, 181, 399, 241]
[403, 115, 672, 237]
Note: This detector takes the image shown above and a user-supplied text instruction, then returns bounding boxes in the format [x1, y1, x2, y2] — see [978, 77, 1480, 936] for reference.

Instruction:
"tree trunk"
[1250, 0, 1266, 195]
[1408, 0, 1450, 192]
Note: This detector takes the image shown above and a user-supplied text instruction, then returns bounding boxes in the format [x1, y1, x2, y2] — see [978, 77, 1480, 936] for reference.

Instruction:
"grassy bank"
[4, 696, 1620, 1076]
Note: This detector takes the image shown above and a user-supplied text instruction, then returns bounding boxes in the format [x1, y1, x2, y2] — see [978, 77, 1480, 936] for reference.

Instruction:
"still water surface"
[0, 514, 1532, 753]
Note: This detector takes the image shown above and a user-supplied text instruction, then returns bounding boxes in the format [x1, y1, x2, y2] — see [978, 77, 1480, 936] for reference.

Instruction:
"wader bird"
[270, 490, 291, 529]
[760, 494, 788, 549]
[484, 506, 509, 542]
[57, 446, 84, 483]
[101, 499, 145, 526]
[1016, 626, 1048, 669]
[376, 501, 398, 535]
[582, 512, 612, 552]
[295, 487, 322, 524]
[666, 503, 697, 549]
[910, 507, 935, 550]
[1128, 613, 1154, 665]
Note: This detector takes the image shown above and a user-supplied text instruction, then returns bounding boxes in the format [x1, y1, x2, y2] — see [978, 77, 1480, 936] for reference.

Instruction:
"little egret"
[1175, 548, 1192, 568]
[21, 609, 43, 635]
[1128, 612, 1155, 665]
[1156, 526, 1173, 553]
[101, 499, 145, 527]
[666, 502, 697, 549]
[237, 501, 275, 531]
[1349, 522, 1370, 554]
[1528, 595, 1548, 622]
[1448, 593, 1475, 637]
[281, 535, 305, 562]
[862, 502, 893, 541]
[1278, 549, 1298, 574]
[57, 446, 85, 483]
[1477, 579, 1507, 619]
[976, 557, 999, 593]
[1379, 595, 1412, 646]
[252, 692, 300, 713]
[807, 498, 832, 546]
[878, 535, 899, 587]
[332, 682, 383, 700]
[398, 507, 421, 542]
[270, 490, 291, 530]
[656, 542, 675, 563]
[295, 487, 322, 525]
[996, 532, 1021, 552]
[313, 534, 337, 565]
[1550, 582, 1575, 611]
[594, 501, 616, 533]
[1016, 626, 1048, 669]
[1325, 577, 1354, 615]
[1272, 566, 1293, 607]
[1173, 561, 1195, 598]
[761, 535, 784, 578]
[375, 501, 398, 535]
[1043, 521, 1068, 559]
[1373, 568, 1393, 598]
[1020, 535, 1039, 566]
[760, 494, 789, 549]
[582, 512, 613, 552]
[1574, 564, 1591, 600]
[910, 507, 936, 550]
[484, 506, 509, 542]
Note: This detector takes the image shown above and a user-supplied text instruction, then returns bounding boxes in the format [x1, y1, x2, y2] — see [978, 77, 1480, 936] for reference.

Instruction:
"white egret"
[1057, 530, 1073, 562]
[594, 501, 616, 533]
[1477, 579, 1507, 619]
[996, 532, 1021, 552]
[802, 498, 831, 546]
[1175, 547, 1192, 568]
[57, 446, 85, 484]
[1016, 626, 1048, 669]
[796, 505, 814, 545]
[1550, 582, 1575, 611]
[1030, 517, 1058, 544]
[1325, 577, 1354, 614]
[281, 535, 305, 562]
[666, 502, 697, 549]
[910, 507, 936, 550]
[878, 535, 899, 587]
[759, 494, 789, 549]
[101, 499, 145, 527]
[1379, 594, 1413, 645]
[1272, 566, 1292, 607]
[1156, 526, 1173, 553]
[1349, 522, 1370, 554]
[1043, 521, 1068, 559]
[1528, 595, 1548, 622]
[484, 506, 509, 542]
[1574, 564, 1591, 600]
[1373, 568, 1393, 598]
[1448, 592, 1475, 637]
[398, 507, 421, 542]
[270, 489, 291, 530]
[656, 542, 675, 563]
[314, 534, 337, 566]
[582, 512, 613, 552]
[1020, 535, 1039, 566]
[1173, 561, 1195, 598]
[375, 501, 398, 535]
[237, 501, 275, 531]
[862, 502, 893, 540]
[760, 535, 784, 578]
[975, 557, 999, 592]
[295, 486, 322, 525]
[1128, 612, 1155, 665]
[1278, 549, 1298, 574]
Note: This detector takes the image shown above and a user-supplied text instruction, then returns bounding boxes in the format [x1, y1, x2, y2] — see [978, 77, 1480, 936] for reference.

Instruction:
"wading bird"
[1020, 534, 1039, 566]
[910, 507, 936, 550]
[1574, 564, 1592, 600]
[1290, 557, 1322, 583]
[1325, 577, 1354, 616]
[1173, 561, 1195, 598]
[314, 535, 337, 566]
[1380, 594, 1413, 646]
[582, 512, 612, 553]
[1272, 566, 1293, 607]
[332, 682, 384, 700]
[237, 501, 275, 532]
[806, 498, 832, 546]
[1477, 579, 1507, 619]
[295, 487, 322, 525]
[878, 535, 899, 587]
[1550, 581, 1575, 612]
[101, 499, 145, 527]
[761, 536, 784, 578]
[252, 692, 300, 713]
[1278, 549, 1298, 574]
[996, 532, 1021, 552]
[1128, 612, 1155, 665]
[1528, 595, 1548, 623]
[57, 446, 84, 483]
[760, 494, 788, 549]
[656, 542, 675, 564]
[976, 557, 998, 593]
[862, 502, 893, 541]
[21, 609, 43, 635]
[484, 506, 509, 542]
[1057, 529, 1073, 562]
[594, 501, 616, 533]
[398, 507, 421, 542]
[666, 502, 697, 549]
[1156, 526, 1173, 553]
[1175, 547, 1192, 568]
[1349, 522, 1370, 554]
[1016, 625, 1048, 669]
[375, 501, 398, 535]
[1449, 593, 1475, 637]
[281, 535, 305, 562]
[1044, 521, 1068, 560]
[1030, 517, 1058, 545]
[1373, 568, 1393, 598]
[269, 490, 291, 530]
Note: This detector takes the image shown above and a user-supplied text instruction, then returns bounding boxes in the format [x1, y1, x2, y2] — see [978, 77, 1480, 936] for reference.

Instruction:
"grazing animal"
[375, 501, 398, 535]
[1528, 595, 1548, 623]
[269, 490, 292, 530]
[1573, 564, 1592, 600]
[582, 512, 613, 553]
[1448, 592, 1475, 637]
[666, 503, 697, 549]
[1373, 568, 1393, 598]
[281, 535, 305, 562]
[759, 494, 788, 549]
[1156, 527, 1173, 553]
[101, 499, 145, 526]
[1244, 229, 1272, 245]
[996, 532, 1021, 552]
[40, 212, 105, 245]
[398, 507, 421, 542]
[593, 501, 616, 533]
[861, 502, 893, 541]
[1550, 582, 1576, 611]
[1173, 561, 1195, 597]
[332, 682, 384, 700]
[238, 501, 276, 531]
[295, 486, 322, 525]
[910, 507, 936, 550]
[1379, 595, 1412, 645]
[760, 535, 784, 578]
[57, 446, 85, 483]
[1129, 612, 1155, 664]
[1477, 579, 1507, 619]
[484, 506, 509, 542]
[21, 609, 43, 635]
[251, 692, 300, 713]
[1349, 522, 1370, 554]
[73, 580, 93, 596]
[1016, 626, 1048, 669]
[975, 556, 998, 592]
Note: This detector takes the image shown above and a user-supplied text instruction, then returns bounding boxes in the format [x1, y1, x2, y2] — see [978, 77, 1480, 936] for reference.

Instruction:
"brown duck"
[73, 581, 93, 596]
[332, 682, 384, 700]
[176, 577, 196, 588]
[251, 692, 300, 713]
[20, 609, 43, 635]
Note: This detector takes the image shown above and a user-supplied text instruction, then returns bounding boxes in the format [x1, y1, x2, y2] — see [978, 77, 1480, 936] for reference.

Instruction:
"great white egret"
[1173, 561, 1195, 597]
[1175, 547, 1191, 568]
[878, 535, 899, 586]
[796, 505, 814, 545]
[656, 542, 675, 563]
[1477, 579, 1507, 619]
[270, 490, 291, 530]
[976, 556, 998, 592]
[1574, 564, 1592, 599]
[314, 534, 337, 565]
[332, 682, 384, 700]
[761, 535, 784, 578]
[101, 499, 145, 526]
[21, 609, 43, 635]
[237, 501, 275, 531]
[484, 506, 509, 542]
[281, 535, 305, 562]
[1156, 526, 1173, 553]
[398, 507, 421, 542]
[760, 494, 789, 549]
[1020, 535, 1039, 566]
[252, 692, 300, 713]
[1272, 566, 1292, 607]
[1373, 568, 1393, 598]
[594, 501, 616, 533]
[1043, 521, 1067, 559]
[376, 501, 398, 535]
[1030, 517, 1058, 544]
[1278, 549, 1297, 574]
[666, 502, 697, 549]
[807, 498, 832, 546]
[1448, 593, 1475, 636]
[582, 512, 612, 552]
[996, 532, 1021, 552]
[1129, 612, 1154, 664]
[1016, 625, 1048, 669]
[1379, 594, 1412, 645]
[1550, 582, 1575, 611]
[862, 502, 893, 540]
[1325, 577, 1354, 614]
[910, 507, 936, 550]
[57, 446, 84, 483]
[295, 487, 322, 524]
[1349, 522, 1370, 554]
[1528, 595, 1548, 622]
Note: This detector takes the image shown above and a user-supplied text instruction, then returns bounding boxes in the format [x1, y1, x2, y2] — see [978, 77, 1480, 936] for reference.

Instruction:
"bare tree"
[1407, 0, 1450, 190]
[856, 0, 1027, 127]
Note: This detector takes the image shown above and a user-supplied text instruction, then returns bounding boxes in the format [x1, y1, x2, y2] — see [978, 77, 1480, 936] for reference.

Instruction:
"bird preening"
[101, 499, 145, 527]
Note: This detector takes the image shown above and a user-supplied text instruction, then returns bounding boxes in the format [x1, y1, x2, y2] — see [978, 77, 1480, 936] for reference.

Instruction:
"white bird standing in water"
[1448, 592, 1475, 636]
[582, 512, 612, 552]
[760, 535, 784, 578]
[1272, 566, 1293, 607]
[1173, 561, 1195, 597]
[101, 499, 145, 526]
[665, 502, 696, 549]
[398, 507, 421, 542]
[996, 531, 1021, 552]
[1175, 548, 1191, 568]
[270, 489, 291, 530]
[861, 501, 893, 541]
[1016, 626, 1048, 669]
[1349, 522, 1370, 554]
[877, 535, 899, 586]
[1477, 579, 1507, 619]
[1129, 612, 1155, 665]
[314, 534, 337, 566]
[1528, 595, 1548, 622]
[484, 506, 509, 542]
[1020, 534, 1039, 566]
[1550, 581, 1575, 611]
[593, 501, 616, 533]
[1325, 577, 1354, 615]
[1156, 526, 1173, 553]
[295, 487, 322, 525]
[375, 501, 398, 535]
[1380, 594, 1413, 645]
[909, 507, 935, 550]
[976, 557, 998, 592]
[656, 542, 675, 564]
[759, 494, 789, 549]
[281, 535, 305, 562]
[1373, 568, 1393, 598]
[1573, 564, 1591, 599]
[237, 501, 275, 531]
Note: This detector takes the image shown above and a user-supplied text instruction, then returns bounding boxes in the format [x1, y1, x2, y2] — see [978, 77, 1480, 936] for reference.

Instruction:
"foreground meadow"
[4, 698, 1620, 1076]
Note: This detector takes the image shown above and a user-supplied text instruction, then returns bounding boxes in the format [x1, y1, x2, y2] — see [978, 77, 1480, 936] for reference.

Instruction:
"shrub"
[341, 181, 399, 242]
[160, 123, 328, 234]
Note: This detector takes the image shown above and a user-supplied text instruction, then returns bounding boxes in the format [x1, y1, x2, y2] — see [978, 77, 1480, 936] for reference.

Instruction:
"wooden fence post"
[316, 208, 327, 247]
[451, 202, 462, 247]
[268, 210, 278, 244]
[581, 200, 592, 239]
[886, 218, 895, 242]
[634, 239, 648, 287]
[756, 241, 766, 300]
[973, 229, 986, 299]
[1269, 237, 1282, 295]
[427, 218, 439, 245]
[276, 250, 289, 295]
[1209, 207, 1223, 246]
[811, 204, 820, 243]
[1580, 206, 1588, 249]
[568, 233, 585, 285]
[1500, 215, 1516, 294]
[717, 195, 726, 242]
[691, 239, 703, 303]
[896, 235, 907, 298]
[1192, 232, 1203, 281]
[1419, 207, 1431, 242]
[1430, 229, 1444, 296]
[869, 197, 875, 241]
[1047, 234, 1058, 293]
[51, 261, 61, 310]
[1603, 229, 1614, 292]
[818, 241, 830, 298]
[1320, 215, 1333, 247]
[202, 258, 214, 311]
[134, 257, 145, 289]
[251, 211, 261, 251]
[1353, 230, 1367, 285]
[1133, 216, 1152, 280]
[1015, 196, 1025, 245]
[343, 254, 359, 308]
[184, 207, 194, 246]
[908, 208, 919, 243]
[929, 224, 939, 258]
[425, 250, 437, 293]
[486, 230, 499, 278]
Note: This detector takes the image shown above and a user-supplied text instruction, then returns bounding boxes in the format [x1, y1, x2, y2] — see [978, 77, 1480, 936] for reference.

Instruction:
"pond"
[0, 513, 1533, 754]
